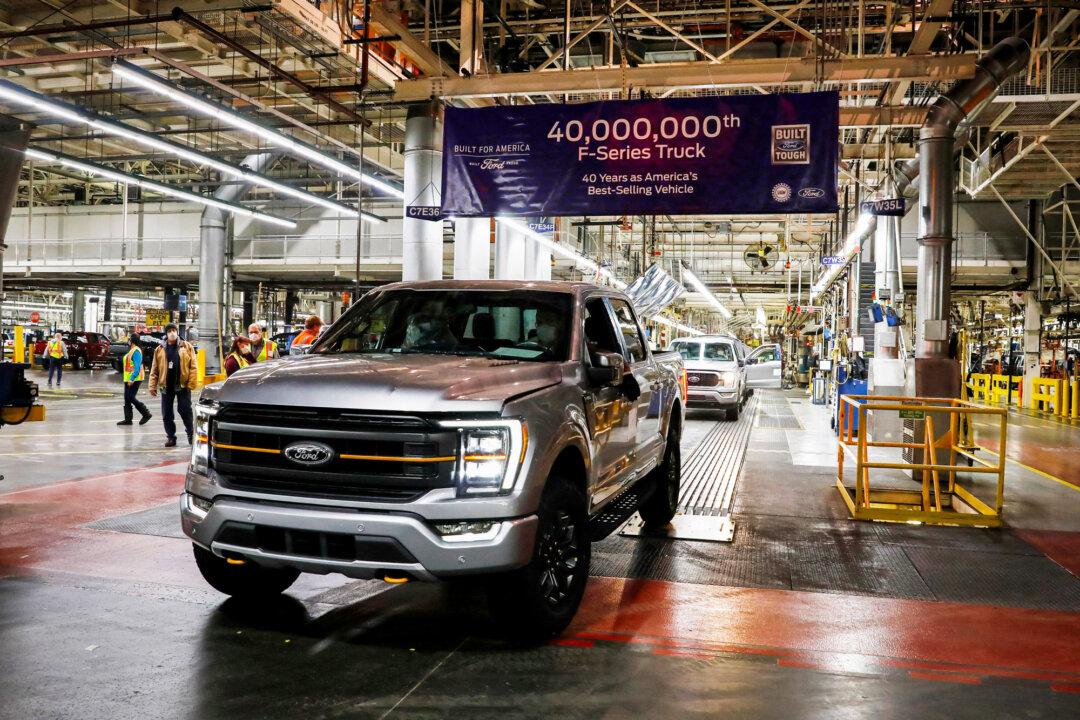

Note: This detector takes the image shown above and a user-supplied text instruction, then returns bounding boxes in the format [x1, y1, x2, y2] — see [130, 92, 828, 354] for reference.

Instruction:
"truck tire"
[487, 476, 590, 643]
[726, 404, 740, 421]
[639, 431, 680, 528]
[192, 544, 299, 599]
[73, 356, 87, 370]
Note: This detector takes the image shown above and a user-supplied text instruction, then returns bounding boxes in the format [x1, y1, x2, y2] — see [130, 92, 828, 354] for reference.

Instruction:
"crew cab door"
[745, 344, 782, 388]
[608, 298, 663, 481]
[581, 297, 637, 508]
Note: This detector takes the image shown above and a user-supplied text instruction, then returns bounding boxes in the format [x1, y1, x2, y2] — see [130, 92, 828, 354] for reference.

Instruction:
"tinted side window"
[583, 299, 620, 360]
[757, 347, 778, 362]
[609, 299, 646, 363]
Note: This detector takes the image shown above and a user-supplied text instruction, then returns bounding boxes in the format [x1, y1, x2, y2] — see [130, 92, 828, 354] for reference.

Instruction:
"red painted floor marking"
[1014, 529, 1080, 579]
[1050, 683, 1080, 694]
[908, 671, 982, 685]
[0, 459, 183, 498]
[571, 576, 1080, 678]
[549, 638, 594, 649]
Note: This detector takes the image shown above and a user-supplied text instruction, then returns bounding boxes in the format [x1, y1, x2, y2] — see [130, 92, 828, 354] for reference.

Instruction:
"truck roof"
[375, 279, 609, 295]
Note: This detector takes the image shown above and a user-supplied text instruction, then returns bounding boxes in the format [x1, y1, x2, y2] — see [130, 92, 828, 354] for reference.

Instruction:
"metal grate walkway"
[678, 396, 759, 517]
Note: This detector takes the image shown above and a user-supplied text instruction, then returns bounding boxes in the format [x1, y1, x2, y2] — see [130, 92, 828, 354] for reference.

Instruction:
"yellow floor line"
[976, 445, 1080, 493]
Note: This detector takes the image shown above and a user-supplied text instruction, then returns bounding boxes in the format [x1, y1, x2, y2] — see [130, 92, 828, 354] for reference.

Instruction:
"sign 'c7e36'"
[440, 90, 839, 217]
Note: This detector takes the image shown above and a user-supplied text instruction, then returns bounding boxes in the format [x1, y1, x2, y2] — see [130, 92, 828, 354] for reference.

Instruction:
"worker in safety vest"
[223, 336, 256, 377]
[45, 331, 68, 388]
[290, 315, 323, 350]
[247, 323, 278, 362]
[118, 335, 152, 426]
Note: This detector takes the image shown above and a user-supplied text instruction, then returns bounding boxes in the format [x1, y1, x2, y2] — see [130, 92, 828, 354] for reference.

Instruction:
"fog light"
[433, 520, 502, 543]
[190, 495, 213, 513]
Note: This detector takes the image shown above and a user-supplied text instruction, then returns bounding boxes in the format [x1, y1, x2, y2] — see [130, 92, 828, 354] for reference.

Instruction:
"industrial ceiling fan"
[743, 242, 780, 272]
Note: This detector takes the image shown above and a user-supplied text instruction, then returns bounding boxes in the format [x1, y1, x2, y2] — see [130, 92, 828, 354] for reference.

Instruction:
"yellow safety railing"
[989, 374, 1022, 407]
[836, 395, 1008, 527]
[1029, 378, 1066, 415]
[967, 373, 992, 403]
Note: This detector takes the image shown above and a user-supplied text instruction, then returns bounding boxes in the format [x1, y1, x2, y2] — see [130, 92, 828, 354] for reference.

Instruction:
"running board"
[620, 512, 736, 543]
[587, 483, 654, 541]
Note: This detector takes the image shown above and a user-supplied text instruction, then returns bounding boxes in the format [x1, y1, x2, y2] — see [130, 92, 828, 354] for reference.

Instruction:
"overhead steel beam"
[394, 54, 977, 101]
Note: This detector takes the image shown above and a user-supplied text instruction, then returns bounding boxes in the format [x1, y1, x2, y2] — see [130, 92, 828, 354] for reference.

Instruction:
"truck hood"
[212, 353, 564, 414]
[684, 360, 740, 373]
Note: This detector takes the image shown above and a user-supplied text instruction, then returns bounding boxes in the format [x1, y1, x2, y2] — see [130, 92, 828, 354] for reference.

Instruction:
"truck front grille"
[211, 404, 458, 502]
[686, 371, 720, 387]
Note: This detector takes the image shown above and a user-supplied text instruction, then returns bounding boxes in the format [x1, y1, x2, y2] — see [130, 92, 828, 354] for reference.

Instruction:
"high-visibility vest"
[46, 339, 64, 359]
[123, 347, 144, 383]
[255, 339, 277, 362]
[227, 352, 251, 372]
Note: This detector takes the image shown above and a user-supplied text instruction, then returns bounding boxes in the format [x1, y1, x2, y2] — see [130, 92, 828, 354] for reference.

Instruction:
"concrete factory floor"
[2, 371, 1079, 719]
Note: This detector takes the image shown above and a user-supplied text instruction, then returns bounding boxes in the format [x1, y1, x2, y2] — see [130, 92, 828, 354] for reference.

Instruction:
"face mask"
[536, 324, 558, 346]
[239, 345, 250, 355]
[249, 332, 261, 343]
[167, 331, 178, 342]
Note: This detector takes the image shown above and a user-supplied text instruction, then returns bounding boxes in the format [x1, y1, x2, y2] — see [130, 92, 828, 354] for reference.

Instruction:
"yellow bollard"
[1073, 379, 1080, 419]
[196, 348, 206, 387]
[13, 325, 25, 366]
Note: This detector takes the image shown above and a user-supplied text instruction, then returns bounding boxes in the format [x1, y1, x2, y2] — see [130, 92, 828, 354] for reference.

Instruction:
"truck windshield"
[313, 289, 573, 361]
[670, 341, 701, 360]
[703, 343, 735, 361]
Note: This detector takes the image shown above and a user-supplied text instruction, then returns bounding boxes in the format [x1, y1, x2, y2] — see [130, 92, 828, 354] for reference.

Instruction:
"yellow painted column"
[12, 325, 25, 366]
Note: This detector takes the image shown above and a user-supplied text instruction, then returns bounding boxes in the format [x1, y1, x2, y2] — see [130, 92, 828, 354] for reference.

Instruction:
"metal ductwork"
[914, 37, 1029, 367]
[198, 151, 278, 375]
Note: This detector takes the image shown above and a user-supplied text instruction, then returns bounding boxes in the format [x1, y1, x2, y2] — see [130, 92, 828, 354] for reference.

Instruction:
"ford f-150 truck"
[182, 280, 685, 639]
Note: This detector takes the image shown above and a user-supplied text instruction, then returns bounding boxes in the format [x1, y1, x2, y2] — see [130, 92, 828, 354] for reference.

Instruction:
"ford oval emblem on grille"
[283, 441, 335, 467]
[689, 375, 700, 383]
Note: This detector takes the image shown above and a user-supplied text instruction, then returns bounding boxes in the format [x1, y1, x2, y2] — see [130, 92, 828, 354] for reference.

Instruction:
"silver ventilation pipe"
[198, 151, 278, 375]
[915, 37, 1030, 361]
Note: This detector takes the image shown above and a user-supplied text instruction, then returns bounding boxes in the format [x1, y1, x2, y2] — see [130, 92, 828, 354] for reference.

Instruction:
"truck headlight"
[441, 419, 527, 497]
[190, 402, 217, 475]
[719, 371, 737, 387]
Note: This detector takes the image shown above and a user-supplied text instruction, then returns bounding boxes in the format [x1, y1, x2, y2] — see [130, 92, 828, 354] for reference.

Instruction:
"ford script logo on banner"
[407, 205, 445, 222]
[283, 441, 336, 467]
[441, 91, 839, 217]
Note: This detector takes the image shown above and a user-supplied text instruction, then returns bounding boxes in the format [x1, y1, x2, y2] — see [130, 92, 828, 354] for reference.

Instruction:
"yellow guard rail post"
[1029, 378, 1064, 415]
[836, 395, 1007, 527]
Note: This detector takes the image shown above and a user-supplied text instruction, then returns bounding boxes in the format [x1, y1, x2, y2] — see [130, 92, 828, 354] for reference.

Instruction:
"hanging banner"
[441, 91, 838, 217]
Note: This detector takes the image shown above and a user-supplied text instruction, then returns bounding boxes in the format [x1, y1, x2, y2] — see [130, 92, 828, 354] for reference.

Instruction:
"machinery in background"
[0, 361, 44, 479]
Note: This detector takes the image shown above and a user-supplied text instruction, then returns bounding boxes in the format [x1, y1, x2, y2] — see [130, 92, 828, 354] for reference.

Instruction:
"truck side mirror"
[745, 357, 757, 365]
[588, 351, 624, 387]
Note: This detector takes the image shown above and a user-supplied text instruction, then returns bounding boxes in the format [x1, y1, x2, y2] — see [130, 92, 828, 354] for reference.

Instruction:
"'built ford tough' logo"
[283, 441, 335, 467]
[771, 124, 810, 165]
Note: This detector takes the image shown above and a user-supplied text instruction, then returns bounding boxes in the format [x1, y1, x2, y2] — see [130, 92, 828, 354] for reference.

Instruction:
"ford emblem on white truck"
[283, 441, 335, 467]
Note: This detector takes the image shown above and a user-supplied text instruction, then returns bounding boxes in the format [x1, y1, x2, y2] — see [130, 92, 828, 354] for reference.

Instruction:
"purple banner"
[441, 91, 838, 217]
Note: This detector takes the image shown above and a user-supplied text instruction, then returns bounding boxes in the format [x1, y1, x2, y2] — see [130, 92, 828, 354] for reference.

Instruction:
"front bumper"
[686, 389, 739, 408]
[181, 492, 538, 581]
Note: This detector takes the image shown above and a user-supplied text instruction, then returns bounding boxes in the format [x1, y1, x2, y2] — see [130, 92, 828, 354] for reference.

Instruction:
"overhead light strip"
[681, 266, 733, 319]
[0, 78, 385, 224]
[111, 61, 404, 199]
[24, 148, 296, 228]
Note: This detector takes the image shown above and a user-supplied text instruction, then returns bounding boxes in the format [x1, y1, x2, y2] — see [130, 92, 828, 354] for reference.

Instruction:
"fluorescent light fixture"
[681, 266, 733, 319]
[25, 148, 296, 228]
[651, 314, 703, 336]
[0, 77, 384, 223]
[111, 61, 404, 200]
[810, 212, 874, 298]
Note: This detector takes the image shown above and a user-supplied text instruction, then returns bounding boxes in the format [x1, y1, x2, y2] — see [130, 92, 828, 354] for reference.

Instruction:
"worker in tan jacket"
[149, 323, 198, 447]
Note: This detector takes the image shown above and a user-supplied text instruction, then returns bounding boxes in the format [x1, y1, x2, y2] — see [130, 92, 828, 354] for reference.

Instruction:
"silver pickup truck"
[182, 280, 685, 638]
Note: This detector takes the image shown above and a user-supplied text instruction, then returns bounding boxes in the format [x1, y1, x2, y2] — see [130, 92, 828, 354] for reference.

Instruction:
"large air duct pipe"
[915, 37, 1029, 363]
[198, 151, 277, 375]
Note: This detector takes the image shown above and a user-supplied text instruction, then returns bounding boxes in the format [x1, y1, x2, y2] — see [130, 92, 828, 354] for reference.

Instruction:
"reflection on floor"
[2, 386, 1079, 718]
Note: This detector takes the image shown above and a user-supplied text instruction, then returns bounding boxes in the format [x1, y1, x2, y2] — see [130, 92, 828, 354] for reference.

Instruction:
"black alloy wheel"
[536, 508, 581, 606]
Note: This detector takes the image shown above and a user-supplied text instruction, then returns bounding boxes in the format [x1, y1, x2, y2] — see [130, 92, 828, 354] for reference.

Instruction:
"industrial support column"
[0, 127, 30, 345]
[402, 103, 443, 281]
[198, 151, 276, 375]
[71, 289, 86, 330]
[494, 220, 526, 280]
[453, 218, 490, 279]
